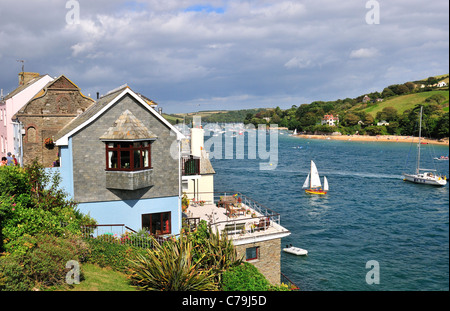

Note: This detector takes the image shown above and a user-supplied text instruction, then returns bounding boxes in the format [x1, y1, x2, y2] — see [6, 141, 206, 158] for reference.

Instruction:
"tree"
[434, 112, 449, 138]
[376, 106, 398, 122]
[427, 76, 438, 85]
[404, 82, 416, 92]
[381, 87, 395, 98]
[364, 114, 374, 125]
[343, 113, 360, 126]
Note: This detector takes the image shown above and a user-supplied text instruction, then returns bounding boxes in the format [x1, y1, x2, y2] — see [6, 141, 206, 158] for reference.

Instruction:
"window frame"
[141, 212, 171, 236]
[245, 246, 260, 261]
[105, 140, 152, 171]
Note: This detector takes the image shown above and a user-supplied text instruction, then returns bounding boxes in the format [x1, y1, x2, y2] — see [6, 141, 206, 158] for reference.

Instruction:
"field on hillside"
[358, 90, 449, 116]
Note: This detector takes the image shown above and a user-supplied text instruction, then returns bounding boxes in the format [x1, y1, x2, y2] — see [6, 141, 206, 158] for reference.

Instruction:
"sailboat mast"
[309, 160, 312, 188]
[417, 106, 423, 175]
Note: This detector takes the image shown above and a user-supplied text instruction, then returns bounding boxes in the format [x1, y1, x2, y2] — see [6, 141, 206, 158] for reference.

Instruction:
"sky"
[0, 0, 448, 113]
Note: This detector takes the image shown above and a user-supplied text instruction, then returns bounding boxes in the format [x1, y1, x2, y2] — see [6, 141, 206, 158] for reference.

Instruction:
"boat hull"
[305, 189, 327, 195]
[283, 247, 308, 256]
[402, 173, 447, 186]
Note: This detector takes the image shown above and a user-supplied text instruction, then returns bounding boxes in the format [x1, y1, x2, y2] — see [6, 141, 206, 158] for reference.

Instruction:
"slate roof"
[55, 86, 185, 144]
[99, 109, 158, 141]
[54, 86, 129, 141]
[3, 74, 51, 101]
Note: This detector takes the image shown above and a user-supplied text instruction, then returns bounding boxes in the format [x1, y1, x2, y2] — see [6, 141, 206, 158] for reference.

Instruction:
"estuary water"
[211, 131, 449, 291]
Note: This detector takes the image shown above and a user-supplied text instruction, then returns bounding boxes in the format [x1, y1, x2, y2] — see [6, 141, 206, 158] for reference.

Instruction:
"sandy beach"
[294, 134, 449, 146]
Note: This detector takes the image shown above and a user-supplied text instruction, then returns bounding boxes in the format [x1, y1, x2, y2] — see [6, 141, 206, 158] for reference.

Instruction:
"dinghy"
[283, 245, 308, 256]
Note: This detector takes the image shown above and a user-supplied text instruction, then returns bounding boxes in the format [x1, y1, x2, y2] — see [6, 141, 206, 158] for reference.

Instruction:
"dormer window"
[105, 141, 152, 171]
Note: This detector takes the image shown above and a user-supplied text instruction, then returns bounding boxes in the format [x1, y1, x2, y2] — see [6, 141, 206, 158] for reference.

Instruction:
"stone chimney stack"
[18, 72, 40, 86]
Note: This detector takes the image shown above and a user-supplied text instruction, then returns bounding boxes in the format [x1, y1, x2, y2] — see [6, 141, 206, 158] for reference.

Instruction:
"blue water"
[211, 133, 449, 291]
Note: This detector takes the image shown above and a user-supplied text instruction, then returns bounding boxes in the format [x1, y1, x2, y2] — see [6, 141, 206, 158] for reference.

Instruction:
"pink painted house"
[0, 72, 53, 163]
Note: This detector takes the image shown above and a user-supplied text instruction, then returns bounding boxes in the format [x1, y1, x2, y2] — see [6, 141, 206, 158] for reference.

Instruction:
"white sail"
[310, 160, 322, 188]
[302, 174, 310, 189]
[323, 176, 329, 191]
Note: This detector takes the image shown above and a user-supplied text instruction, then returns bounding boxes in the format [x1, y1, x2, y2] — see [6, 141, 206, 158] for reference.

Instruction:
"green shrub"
[0, 234, 89, 291]
[128, 234, 217, 291]
[0, 161, 96, 253]
[83, 238, 145, 272]
[221, 262, 271, 291]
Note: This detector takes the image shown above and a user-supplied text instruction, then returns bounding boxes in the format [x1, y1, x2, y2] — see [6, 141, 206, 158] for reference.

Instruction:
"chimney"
[158, 107, 162, 115]
[97, 92, 99, 99]
[18, 72, 39, 86]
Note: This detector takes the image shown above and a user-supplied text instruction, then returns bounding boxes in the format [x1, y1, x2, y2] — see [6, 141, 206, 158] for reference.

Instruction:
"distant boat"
[434, 156, 449, 161]
[303, 160, 328, 195]
[402, 106, 447, 186]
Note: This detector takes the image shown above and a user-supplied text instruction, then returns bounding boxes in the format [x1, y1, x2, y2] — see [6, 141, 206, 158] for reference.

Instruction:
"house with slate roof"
[13, 75, 94, 167]
[0, 72, 54, 163]
[54, 86, 185, 235]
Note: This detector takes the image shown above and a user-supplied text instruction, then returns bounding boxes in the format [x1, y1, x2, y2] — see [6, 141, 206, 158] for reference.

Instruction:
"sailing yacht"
[303, 160, 329, 195]
[402, 106, 447, 186]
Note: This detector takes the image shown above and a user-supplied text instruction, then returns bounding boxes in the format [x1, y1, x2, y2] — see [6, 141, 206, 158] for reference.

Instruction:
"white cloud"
[0, 0, 448, 113]
[284, 57, 313, 69]
[349, 48, 379, 59]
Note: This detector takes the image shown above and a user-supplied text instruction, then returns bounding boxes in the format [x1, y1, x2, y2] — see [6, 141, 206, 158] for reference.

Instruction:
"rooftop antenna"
[16, 59, 25, 85]
[17, 59, 25, 72]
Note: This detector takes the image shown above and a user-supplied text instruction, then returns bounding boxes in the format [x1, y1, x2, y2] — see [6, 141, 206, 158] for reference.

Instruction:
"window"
[105, 141, 151, 171]
[141, 212, 171, 235]
[246, 246, 259, 261]
[27, 127, 37, 143]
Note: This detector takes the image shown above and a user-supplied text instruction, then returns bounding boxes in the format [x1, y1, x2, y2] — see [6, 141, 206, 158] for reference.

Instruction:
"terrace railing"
[280, 272, 300, 291]
[80, 224, 172, 249]
[183, 191, 282, 238]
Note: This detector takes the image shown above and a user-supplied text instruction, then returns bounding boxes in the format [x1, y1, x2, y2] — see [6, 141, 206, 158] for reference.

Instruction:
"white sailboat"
[402, 106, 447, 186]
[303, 160, 329, 195]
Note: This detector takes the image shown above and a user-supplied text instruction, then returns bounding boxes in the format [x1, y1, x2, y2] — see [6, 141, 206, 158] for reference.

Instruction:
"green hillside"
[358, 90, 449, 116]
[163, 74, 449, 138]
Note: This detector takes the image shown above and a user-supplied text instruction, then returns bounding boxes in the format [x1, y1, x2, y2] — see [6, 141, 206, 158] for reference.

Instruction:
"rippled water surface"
[211, 133, 449, 290]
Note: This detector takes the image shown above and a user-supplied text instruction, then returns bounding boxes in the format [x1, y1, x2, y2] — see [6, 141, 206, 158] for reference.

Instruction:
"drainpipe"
[178, 138, 182, 233]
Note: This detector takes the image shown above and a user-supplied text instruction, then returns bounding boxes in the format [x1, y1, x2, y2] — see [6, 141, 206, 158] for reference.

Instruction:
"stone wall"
[235, 238, 281, 285]
[16, 76, 94, 166]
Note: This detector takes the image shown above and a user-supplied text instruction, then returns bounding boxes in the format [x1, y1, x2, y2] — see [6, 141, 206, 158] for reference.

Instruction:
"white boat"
[402, 106, 447, 186]
[303, 160, 329, 195]
[434, 156, 449, 161]
[283, 245, 308, 256]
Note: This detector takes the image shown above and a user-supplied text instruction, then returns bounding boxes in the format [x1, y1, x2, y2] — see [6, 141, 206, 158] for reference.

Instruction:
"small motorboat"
[434, 156, 449, 161]
[283, 244, 308, 256]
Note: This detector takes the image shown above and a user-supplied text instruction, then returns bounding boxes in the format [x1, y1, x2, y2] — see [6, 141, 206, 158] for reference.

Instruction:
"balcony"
[182, 191, 290, 244]
[182, 156, 200, 176]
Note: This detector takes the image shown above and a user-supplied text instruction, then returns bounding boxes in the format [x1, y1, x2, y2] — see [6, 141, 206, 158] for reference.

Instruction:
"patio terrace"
[183, 192, 290, 244]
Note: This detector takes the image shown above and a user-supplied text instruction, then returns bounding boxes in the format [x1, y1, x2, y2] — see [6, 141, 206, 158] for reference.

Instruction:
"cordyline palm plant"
[194, 226, 243, 286]
[127, 234, 217, 291]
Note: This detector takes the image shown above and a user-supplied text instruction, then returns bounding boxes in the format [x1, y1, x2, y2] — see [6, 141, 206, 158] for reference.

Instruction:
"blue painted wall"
[54, 136, 181, 235]
[77, 196, 181, 234]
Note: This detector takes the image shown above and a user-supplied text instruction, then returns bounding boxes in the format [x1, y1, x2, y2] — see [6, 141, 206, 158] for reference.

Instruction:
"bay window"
[105, 141, 151, 171]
